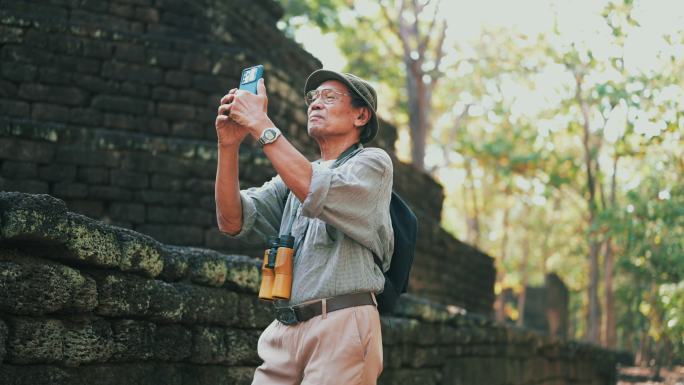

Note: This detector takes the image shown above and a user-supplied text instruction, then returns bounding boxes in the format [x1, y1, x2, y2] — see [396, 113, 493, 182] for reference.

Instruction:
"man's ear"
[354, 107, 371, 127]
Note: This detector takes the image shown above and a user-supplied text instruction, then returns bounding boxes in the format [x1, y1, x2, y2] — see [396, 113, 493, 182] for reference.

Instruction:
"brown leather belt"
[274, 292, 375, 325]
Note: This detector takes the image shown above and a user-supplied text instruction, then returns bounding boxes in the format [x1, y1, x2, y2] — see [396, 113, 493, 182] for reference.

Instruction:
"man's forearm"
[249, 116, 312, 202]
[215, 143, 243, 235]
[263, 136, 312, 203]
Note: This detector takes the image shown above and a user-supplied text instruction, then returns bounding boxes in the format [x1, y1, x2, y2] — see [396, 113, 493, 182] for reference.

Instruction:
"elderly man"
[214, 69, 393, 385]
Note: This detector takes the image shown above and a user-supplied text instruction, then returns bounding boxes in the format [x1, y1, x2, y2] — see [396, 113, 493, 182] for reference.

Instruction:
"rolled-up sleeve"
[223, 175, 288, 244]
[300, 148, 394, 263]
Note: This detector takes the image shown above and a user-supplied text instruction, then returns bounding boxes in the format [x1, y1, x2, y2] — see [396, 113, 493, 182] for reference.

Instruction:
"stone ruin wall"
[0, 192, 623, 385]
[0, 0, 493, 314]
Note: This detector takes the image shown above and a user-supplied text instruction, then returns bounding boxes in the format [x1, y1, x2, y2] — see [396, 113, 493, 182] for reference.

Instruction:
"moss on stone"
[168, 140, 196, 159]
[190, 326, 228, 364]
[0, 193, 69, 243]
[223, 254, 260, 293]
[187, 248, 227, 287]
[153, 324, 192, 361]
[223, 328, 260, 365]
[178, 284, 239, 326]
[65, 213, 121, 268]
[6, 317, 65, 364]
[0, 318, 7, 362]
[393, 294, 459, 323]
[380, 317, 421, 346]
[64, 274, 98, 313]
[159, 245, 190, 281]
[187, 326, 260, 366]
[0, 249, 97, 315]
[196, 144, 216, 161]
[6, 121, 60, 142]
[110, 320, 155, 361]
[168, 247, 260, 292]
[236, 294, 274, 329]
[147, 281, 184, 322]
[116, 227, 164, 278]
[62, 318, 114, 367]
[95, 273, 151, 317]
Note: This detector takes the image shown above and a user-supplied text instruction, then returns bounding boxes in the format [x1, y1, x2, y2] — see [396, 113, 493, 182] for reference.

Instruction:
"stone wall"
[0, 192, 626, 385]
[503, 274, 570, 338]
[0, 0, 494, 314]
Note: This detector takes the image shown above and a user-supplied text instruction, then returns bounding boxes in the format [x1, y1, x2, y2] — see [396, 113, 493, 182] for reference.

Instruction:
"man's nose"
[308, 98, 324, 110]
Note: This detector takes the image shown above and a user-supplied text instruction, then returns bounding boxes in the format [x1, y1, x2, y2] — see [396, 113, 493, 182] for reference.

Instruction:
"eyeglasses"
[305, 89, 351, 106]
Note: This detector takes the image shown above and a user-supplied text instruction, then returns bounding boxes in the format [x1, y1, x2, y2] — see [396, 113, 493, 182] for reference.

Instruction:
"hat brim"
[304, 69, 378, 144]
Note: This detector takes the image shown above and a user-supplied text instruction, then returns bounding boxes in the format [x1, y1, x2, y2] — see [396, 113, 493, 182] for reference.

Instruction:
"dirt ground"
[618, 366, 684, 385]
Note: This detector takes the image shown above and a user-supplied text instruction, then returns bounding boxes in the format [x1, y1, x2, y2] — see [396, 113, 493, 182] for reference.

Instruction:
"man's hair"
[350, 93, 366, 109]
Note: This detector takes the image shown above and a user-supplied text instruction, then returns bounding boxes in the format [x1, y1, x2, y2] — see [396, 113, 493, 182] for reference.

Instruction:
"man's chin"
[307, 124, 323, 137]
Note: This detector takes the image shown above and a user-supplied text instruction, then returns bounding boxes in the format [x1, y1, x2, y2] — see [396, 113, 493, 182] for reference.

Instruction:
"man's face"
[307, 80, 364, 141]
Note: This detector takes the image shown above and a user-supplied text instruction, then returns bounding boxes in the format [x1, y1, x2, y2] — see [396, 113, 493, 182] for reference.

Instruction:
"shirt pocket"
[308, 218, 335, 248]
[291, 215, 333, 249]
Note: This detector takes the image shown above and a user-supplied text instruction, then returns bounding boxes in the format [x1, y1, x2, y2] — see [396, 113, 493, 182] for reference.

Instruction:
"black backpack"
[373, 191, 418, 314]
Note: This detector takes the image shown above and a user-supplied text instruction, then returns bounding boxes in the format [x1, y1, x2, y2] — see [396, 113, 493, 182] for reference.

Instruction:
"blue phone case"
[239, 65, 264, 94]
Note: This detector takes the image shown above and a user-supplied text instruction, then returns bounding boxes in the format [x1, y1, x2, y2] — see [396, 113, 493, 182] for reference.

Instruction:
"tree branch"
[407, 1, 421, 60]
[418, 0, 441, 55]
[380, 0, 412, 60]
[575, 71, 597, 211]
[354, 14, 403, 58]
[428, 19, 448, 90]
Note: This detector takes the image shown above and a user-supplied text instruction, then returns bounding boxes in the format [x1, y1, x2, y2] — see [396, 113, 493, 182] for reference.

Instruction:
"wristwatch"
[258, 127, 281, 147]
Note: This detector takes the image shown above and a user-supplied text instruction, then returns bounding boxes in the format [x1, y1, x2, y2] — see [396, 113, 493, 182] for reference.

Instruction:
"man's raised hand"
[227, 78, 272, 138]
[216, 88, 249, 147]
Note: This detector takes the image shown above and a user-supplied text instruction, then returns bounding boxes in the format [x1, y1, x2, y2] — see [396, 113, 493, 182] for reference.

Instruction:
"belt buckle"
[275, 306, 299, 325]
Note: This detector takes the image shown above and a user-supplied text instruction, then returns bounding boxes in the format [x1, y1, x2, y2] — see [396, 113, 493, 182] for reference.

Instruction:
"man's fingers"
[257, 78, 266, 96]
[257, 78, 268, 112]
[220, 92, 236, 105]
[218, 103, 232, 116]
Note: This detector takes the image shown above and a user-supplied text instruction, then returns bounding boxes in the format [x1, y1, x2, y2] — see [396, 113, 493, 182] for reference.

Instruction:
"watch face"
[264, 129, 276, 140]
[259, 128, 280, 146]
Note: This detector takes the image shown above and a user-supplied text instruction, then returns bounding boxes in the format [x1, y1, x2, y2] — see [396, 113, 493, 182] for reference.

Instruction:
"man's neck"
[318, 137, 360, 161]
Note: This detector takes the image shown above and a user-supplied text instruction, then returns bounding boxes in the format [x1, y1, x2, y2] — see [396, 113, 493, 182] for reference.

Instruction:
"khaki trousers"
[251, 304, 383, 385]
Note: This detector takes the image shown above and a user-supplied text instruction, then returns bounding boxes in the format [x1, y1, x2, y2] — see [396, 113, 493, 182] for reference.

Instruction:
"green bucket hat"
[304, 69, 379, 144]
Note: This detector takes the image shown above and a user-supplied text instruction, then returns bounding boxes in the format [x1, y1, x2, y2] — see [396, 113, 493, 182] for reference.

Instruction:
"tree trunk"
[495, 197, 510, 323]
[517, 233, 531, 327]
[636, 330, 646, 366]
[603, 239, 616, 347]
[387, 0, 445, 171]
[405, 58, 426, 170]
[603, 153, 619, 347]
[464, 159, 481, 246]
[587, 230, 602, 342]
[574, 72, 602, 343]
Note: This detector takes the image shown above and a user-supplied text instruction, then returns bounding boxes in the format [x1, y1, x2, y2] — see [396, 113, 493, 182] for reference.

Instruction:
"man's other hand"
[216, 88, 250, 147]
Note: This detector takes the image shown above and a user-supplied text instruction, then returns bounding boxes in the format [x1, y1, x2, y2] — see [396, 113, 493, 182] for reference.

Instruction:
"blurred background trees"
[278, 0, 684, 367]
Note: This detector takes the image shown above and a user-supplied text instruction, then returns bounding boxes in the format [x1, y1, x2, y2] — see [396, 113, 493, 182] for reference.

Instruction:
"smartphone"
[239, 65, 264, 94]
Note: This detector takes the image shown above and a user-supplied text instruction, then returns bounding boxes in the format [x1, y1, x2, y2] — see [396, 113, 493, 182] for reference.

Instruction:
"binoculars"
[258, 235, 295, 301]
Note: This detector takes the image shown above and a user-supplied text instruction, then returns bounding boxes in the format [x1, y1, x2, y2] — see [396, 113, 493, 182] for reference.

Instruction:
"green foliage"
[279, 0, 684, 361]
[612, 173, 684, 358]
[278, 0, 348, 36]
